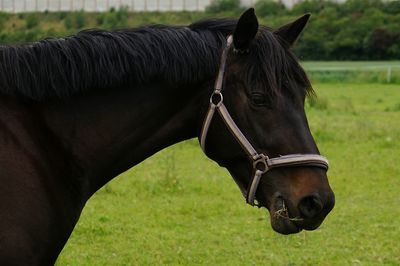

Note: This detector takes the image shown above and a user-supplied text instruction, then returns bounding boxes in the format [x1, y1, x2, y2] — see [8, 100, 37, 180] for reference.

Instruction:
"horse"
[0, 8, 335, 265]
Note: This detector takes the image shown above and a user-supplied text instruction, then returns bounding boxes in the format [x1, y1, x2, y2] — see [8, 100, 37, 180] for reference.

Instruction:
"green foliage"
[365, 28, 397, 60]
[0, 12, 10, 29]
[206, 0, 241, 13]
[0, 28, 43, 43]
[290, 0, 332, 14]
[255, 0, 286, 17]
[25, 14, 39, 29]
[64, 11, 86, 30]
[97, 7, 129, 29]
[383, 0, 400, 14]
[282, 0, 400, 60]
[63, 15, 73, 30]
[255, 0, 284, 16]
[339, 0, 384, 14]
[56, 11, 67, 20]
[75, 11, 86, 28]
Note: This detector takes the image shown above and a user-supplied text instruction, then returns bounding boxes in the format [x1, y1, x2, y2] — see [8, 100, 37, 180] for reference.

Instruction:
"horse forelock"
[237, 27, 313, 104]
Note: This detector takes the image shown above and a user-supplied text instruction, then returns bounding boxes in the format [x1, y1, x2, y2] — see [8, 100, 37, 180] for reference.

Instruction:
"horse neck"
[40, 82, 210, 198]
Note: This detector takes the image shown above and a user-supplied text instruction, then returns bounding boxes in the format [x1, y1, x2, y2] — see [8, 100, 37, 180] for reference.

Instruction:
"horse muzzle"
[268, 190, 335, 235]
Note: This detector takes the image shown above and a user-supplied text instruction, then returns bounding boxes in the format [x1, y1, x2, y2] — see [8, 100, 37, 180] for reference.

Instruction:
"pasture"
[56, 82, 400, 265]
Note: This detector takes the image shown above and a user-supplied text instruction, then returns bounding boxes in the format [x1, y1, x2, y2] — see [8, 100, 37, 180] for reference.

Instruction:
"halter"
[199, 36, 329, 206]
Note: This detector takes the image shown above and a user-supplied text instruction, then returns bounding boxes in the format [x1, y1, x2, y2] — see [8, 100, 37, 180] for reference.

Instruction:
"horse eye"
[251, 93, 266, 106]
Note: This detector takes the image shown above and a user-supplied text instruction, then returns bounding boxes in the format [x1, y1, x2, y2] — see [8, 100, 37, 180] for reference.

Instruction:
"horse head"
[200, 9, 335, 235]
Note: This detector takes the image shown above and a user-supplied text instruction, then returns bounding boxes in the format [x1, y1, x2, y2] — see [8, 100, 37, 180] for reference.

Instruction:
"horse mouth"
[267, 193, 332, 234]
[269, 197, 303, 235]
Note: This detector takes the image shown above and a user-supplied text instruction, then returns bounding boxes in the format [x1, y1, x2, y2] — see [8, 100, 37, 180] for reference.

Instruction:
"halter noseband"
[199, 36, 329, 207]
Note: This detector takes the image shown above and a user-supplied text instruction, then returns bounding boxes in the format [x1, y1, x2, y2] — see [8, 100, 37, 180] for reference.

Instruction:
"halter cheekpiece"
[199, 35, 329, 207]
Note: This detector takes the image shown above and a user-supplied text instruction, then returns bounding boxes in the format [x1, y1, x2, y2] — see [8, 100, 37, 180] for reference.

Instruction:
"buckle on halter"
[233, 48, 250, 54]
[253, 154, 269, 174]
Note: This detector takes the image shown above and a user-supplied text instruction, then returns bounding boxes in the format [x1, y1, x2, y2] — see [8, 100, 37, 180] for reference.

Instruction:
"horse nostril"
[298, 195, 323, 219]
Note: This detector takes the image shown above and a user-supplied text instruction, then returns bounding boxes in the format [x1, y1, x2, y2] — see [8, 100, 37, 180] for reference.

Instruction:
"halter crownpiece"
[199, 35, 329, 206]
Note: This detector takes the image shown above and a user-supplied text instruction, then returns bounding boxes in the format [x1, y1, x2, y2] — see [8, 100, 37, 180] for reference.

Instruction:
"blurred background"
[2, 0, 398, 265]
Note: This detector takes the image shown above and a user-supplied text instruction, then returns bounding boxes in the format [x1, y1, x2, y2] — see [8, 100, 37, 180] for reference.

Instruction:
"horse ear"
[233, 8, 259, 52]
[274, 14, 310, 47]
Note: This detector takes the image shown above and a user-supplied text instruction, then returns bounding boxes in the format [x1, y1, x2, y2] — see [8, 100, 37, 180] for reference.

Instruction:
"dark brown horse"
[0, 9, 334, 265]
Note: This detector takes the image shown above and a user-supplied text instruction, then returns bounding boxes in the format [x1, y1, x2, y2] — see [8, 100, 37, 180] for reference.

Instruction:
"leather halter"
[199, 36, 329, 206]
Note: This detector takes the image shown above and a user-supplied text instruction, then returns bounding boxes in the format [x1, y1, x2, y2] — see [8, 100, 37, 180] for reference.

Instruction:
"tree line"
[208, 0, 400, 60]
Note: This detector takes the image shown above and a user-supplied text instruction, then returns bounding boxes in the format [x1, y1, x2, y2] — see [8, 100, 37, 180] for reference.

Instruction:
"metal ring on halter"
[210, 91, 223, 107]
[253, 155, 269, 173]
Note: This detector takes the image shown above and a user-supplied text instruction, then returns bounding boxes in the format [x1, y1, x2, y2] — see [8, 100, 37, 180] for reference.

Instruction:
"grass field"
[56, 83, 400, 265]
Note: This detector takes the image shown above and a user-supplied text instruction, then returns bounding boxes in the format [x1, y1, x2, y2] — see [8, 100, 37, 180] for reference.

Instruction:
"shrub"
[98, 7, 129, 29]
[64, 15, 73, 30]
[291, 0, 331, 15]
[206, 0, 241, 13]
[255, 0, 286, 17]
[96, 15, 104, 26]
[339, 0, 384, 15]
[0, 28, 43, 44]
[75, 11, 86, 28]
[383, 0, 400, 15]
[57, 11, 67, 20]
[64, 11, 86, 30]
[25, 14, 39, 29]
[0, 11, 10, 24]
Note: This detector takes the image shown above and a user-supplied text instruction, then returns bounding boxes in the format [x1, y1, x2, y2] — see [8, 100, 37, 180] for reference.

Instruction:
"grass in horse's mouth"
[274, 199, 304, 222]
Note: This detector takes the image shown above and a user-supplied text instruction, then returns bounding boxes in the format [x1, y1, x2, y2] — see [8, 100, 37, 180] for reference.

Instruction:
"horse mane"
[0, 18, 311, 101]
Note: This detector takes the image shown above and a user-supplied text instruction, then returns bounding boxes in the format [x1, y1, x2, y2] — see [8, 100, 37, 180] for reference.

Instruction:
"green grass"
[56, 83, 400, 265]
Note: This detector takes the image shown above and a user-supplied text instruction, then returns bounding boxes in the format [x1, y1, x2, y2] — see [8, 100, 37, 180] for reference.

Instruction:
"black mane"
[0, 18, 311, 101]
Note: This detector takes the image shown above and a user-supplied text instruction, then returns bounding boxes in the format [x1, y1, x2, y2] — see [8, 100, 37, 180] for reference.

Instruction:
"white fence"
[302, 61, 400, 83]
[0, 0, 260, 12]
